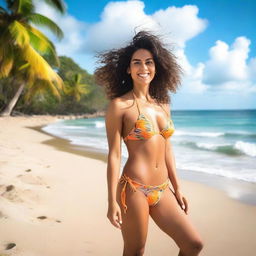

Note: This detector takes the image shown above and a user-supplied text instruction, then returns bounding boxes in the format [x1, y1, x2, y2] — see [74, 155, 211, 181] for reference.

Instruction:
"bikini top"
[123, 91, 175, 142]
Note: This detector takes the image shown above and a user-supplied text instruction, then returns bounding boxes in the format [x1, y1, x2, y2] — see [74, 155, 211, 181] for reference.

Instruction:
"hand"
[174, 189, 189, 215]
[107, 201, 122, 229]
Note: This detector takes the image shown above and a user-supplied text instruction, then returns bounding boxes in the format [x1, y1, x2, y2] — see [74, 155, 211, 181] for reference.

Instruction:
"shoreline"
[40, 119, 256, 207]
[1, 116, 256, 256]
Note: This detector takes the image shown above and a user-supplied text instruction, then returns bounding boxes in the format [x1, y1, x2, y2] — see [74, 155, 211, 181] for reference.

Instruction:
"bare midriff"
[122, 135, 169, 185]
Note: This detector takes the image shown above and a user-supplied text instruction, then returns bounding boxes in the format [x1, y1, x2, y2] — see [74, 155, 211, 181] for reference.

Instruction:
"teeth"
[138, 74, 149, 78]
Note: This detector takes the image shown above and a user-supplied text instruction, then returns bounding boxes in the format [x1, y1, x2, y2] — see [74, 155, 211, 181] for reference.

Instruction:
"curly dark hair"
[94, 31, 182, 104]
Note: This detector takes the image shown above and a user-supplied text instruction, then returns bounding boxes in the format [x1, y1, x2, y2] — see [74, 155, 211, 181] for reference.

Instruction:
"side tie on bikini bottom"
[119, 174, 170, 214]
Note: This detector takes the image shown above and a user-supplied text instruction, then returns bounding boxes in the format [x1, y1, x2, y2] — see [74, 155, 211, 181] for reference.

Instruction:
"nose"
[140, 62, 148, 71]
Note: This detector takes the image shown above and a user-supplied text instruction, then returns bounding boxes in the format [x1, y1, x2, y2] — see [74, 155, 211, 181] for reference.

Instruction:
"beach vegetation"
[0, 56, 108, 115]
[0, 0, 66, 116]
[64, 73, 90, 102]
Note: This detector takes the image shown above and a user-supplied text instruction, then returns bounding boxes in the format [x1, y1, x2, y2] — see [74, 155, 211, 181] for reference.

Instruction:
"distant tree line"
[0, 56, 108, 115]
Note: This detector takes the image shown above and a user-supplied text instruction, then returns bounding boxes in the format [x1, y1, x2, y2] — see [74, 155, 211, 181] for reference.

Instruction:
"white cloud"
[193, 36, 256, 94]
[34, 0, 208, 68]
[84, 1, 158, 52]
[152, 5, 207, 48]
[248, 57, 256, 81]
[203, 37, 250, 85]
[84, 1, 207, 54]
[34, 1, 87, 55]
[33, 0, 256, 100]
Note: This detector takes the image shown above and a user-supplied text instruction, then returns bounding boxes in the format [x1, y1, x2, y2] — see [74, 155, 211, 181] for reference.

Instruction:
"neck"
[132, 87, 151, 102]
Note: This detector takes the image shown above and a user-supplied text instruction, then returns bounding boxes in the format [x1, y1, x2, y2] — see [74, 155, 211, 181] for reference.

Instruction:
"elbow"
[108, 150, 121, 161]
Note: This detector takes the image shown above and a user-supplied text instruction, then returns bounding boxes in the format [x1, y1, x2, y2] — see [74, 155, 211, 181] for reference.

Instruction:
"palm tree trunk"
[0, 83, 25, 117]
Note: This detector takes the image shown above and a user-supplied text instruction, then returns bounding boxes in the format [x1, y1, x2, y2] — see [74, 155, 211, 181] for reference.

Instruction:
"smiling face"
[127, 48, 156, 87]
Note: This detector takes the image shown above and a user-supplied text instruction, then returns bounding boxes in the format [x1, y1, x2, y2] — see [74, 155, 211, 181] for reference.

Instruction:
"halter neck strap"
[132, 90, 171, 119]
[132, 90, 141, 115]
[159, 104, 171, 118]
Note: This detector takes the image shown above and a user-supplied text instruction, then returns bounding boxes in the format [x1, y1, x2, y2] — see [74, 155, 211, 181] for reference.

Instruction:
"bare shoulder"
[160, 102, 171, 113]
[106, 92, 132, 117]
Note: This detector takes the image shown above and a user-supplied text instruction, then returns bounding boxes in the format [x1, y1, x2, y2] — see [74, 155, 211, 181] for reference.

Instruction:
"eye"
[146, 60, 154, 65]
[133, 61, 140, 65]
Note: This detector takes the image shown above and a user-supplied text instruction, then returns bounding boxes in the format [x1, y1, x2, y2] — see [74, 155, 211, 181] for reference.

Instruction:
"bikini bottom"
[119, 174, 170, 214]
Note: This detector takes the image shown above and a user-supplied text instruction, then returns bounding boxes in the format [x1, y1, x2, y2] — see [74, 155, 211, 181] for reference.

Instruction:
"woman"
[95, 31, 204, 256]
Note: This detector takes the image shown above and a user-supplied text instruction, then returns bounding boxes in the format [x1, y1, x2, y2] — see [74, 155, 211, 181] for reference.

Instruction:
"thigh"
[149, 187, 203, 249]
[116, 182, 150, 249]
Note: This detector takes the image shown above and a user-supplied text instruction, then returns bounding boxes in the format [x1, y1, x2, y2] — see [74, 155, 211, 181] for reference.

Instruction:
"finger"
[108, 214, 121, 229]
[117, 210, 122, 225]
[182, 197, 189, 214]
[114, 212, 122, 229]
[176, 195, 185, 210]
[110, 218, 121, 229]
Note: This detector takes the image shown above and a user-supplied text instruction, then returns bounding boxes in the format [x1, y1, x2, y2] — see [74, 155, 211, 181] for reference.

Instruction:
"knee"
[123, 245, 145, 256]
[136, 246, 145, 256]
[188, 238, 204, 254]
[180, 238, 204, 256]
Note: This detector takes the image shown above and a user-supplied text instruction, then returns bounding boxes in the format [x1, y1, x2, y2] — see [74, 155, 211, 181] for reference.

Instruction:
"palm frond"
[44, 0, 66, 14]
[1, 0, 65, 106]
[7, 0, 34, 15]
[9, 20, 30, 46]
[0, 43, 14, 77]
[0, 57, 14, 77]
[17, 0, 33, 15]
[63, 83, 71, 94]
[25, 78, 61, 101]
[78, 84, 89, 93]
[22, 44, 63, 88]
[63, 73, 90, 102]
[18, 62, 29, 71]
[27, 25, 59, 66]
[29, 13, 63, 39]
[74, 73, 81, 84]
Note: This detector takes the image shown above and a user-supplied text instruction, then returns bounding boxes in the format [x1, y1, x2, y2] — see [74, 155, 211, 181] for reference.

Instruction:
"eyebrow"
[131, 58, 154, 61]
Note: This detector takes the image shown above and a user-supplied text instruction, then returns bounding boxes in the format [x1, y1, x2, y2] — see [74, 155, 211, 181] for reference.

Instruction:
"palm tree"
[64, 73, 90, 102]
[0, 0, 66, 116]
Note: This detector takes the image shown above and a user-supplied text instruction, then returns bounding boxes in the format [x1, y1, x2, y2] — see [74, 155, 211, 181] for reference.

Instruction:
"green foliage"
[0, 0, 107, 115]
[0, 0, 66, 116]
[5, 56, 108, 114]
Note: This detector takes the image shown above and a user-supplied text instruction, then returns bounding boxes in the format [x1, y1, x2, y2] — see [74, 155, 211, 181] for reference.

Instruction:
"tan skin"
[105, 49, 204, 256]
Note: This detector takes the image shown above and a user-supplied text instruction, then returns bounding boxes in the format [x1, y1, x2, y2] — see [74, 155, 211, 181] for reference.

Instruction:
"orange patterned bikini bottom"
[119, 174, 170, 213]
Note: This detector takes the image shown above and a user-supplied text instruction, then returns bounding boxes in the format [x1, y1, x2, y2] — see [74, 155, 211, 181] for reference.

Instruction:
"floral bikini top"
[123, 91, 175, 142]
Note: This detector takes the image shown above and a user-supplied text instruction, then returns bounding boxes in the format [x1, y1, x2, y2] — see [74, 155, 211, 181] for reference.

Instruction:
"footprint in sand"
[0, 242, 16, 253]
[5, 243, 16, 250]
[0, 211, 8, 219]
[37, 215, 62, 223]
[17, 173, 46, 186]
[1, 185, 23, 203]
[1, 185, 39, 203]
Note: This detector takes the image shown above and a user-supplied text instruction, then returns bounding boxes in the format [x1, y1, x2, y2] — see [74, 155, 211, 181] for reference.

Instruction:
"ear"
[127, 67, 131, 74]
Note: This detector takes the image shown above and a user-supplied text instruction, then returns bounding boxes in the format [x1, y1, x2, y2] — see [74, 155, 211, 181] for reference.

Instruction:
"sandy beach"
[0, 116, 256, 256]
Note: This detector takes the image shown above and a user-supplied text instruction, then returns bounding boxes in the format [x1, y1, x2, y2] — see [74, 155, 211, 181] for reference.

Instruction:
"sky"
[2, 0, 256, 110]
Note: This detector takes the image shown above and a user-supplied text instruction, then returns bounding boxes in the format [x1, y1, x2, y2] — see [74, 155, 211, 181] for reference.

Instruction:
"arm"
[105, 98, 123, 228]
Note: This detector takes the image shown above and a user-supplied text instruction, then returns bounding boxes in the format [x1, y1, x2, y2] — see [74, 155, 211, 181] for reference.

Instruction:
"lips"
[138, 73, 150, 78]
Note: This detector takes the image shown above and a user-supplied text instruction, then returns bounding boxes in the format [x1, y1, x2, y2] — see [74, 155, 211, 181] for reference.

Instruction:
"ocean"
[42, 109, 256, 204]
